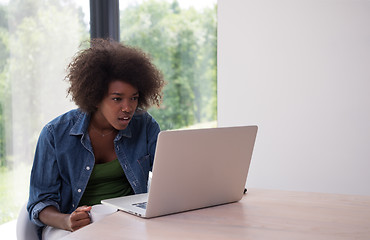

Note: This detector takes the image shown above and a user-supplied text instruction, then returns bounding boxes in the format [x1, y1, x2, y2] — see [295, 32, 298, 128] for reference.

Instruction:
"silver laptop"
[101, 125, 258, 218]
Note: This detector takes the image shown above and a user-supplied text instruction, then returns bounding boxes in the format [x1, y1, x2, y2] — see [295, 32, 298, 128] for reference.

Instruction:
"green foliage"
[0, 0, 89, 223]
[121, 0, 217, 130]
[0, 4, 9, 168]
[4, 0, 89, 167]
[0, 0, 217, 224]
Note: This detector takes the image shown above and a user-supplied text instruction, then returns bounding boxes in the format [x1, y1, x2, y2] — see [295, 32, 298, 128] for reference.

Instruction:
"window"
[0, 0, 89, 227]
[0, 0, 217, 231]
[120, 0, 217, 130]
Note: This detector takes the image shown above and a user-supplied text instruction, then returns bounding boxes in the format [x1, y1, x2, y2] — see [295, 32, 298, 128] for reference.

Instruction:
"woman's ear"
[95, 102, 101, 110]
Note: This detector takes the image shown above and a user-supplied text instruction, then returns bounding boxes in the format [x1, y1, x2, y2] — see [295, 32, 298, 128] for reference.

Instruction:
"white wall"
[218, 0, 370, 195]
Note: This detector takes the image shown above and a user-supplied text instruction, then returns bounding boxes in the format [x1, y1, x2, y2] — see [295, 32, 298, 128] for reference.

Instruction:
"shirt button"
[78, 189, 82, 193]
[86, 166, 90, 170]
[72, 204, 75, 207]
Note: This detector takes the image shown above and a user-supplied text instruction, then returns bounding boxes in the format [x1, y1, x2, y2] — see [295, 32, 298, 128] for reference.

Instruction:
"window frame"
[90, 0, 120, 41]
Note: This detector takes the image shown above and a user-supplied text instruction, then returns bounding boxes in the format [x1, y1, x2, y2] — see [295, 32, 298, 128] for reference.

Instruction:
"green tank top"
[79, 159, 134, 206]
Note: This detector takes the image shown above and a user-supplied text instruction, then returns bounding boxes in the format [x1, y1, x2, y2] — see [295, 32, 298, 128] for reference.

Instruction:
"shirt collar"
[69, 109, 133, 139]
[117, 125, 132, 139]
[70, 110, 90, 136]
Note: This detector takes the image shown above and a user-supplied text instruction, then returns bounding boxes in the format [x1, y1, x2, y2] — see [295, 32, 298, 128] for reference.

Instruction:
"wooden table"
[62, 189, 370, 240]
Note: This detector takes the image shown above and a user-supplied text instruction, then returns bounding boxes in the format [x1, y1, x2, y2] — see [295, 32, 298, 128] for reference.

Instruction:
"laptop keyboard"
[132, 202, 147, 209]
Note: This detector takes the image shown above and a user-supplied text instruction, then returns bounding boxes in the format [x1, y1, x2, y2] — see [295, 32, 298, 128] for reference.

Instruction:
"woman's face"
[94, 80, 139, 130]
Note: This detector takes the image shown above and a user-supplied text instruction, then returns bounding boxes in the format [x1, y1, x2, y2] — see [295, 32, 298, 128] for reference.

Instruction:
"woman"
[27, 39, 165, 239]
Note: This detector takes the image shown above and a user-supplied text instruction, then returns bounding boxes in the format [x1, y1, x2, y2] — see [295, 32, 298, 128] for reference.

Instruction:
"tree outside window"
[0, 0, 217, 226]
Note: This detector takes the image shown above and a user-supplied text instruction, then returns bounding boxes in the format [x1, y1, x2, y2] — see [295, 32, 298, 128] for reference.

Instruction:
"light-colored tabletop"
[62, 188, 370, 240]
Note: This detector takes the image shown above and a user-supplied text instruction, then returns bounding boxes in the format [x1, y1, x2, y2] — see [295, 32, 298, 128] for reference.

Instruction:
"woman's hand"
[67, 206, 92, 232]
[39, 205, 92, 232]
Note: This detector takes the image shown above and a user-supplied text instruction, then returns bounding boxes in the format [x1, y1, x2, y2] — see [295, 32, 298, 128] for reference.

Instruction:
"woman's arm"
[39, 205, 92, 232]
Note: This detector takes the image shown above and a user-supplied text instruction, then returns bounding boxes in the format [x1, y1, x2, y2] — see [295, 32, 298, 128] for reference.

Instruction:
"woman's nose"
[121, 99, 132, 112]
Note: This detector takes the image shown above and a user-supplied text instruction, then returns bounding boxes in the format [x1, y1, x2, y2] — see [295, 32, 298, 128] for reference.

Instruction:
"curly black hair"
[66, 38, 165, 113]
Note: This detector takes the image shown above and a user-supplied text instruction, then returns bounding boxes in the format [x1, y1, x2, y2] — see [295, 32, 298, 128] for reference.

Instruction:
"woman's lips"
[118, 116, 131, 122]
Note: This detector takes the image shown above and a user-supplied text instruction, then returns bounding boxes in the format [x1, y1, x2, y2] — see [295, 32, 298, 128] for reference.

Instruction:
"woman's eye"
[112, 97, 122, 101]
[131, 96, 139, 101]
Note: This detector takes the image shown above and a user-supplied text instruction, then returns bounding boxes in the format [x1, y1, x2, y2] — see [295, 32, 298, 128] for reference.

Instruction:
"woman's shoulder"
[132, 111, 158, 125]
[47, 109, 83, 124]
[129, 111, 160, 133]
[43, 109, 87, 132]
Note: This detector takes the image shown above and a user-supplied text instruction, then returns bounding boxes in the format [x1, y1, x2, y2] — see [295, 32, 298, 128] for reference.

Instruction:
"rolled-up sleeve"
[29, 200, 60, 227]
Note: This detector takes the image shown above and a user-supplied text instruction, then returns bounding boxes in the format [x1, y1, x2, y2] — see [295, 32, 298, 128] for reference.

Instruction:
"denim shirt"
[27, 109, 160, 228]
